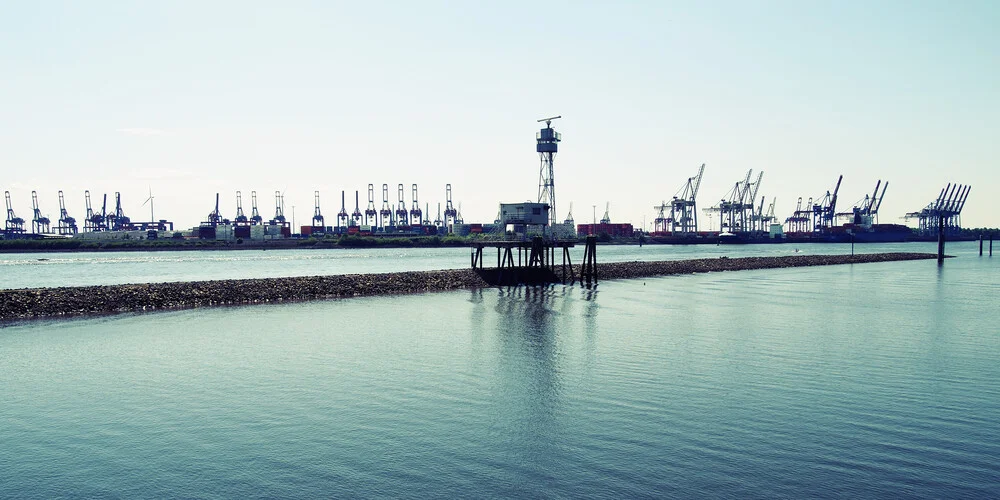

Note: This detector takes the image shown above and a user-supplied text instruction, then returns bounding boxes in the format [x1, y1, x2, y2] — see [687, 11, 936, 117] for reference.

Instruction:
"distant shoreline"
[0, 252, 939, 322]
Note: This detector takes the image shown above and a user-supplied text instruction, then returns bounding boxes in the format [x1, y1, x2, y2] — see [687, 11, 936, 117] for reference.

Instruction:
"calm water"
[0, 240, 950, 289]
[1, 242, 998, 498]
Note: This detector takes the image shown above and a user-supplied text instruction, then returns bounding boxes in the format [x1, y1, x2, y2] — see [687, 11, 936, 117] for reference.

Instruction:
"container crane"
[250, 191, 263, 225]
[668, 163, 705, 234]
[564, 202, 575, 226]
[746, 171, 764, 231]
[905, 182, 971, 237]
[271, 190, 286, 224]
[234, 191, 248, 224]
[206, 193, 223, 227]
[380, 184, 392, 227]
[5, 191, 25, 235]
[409, 184, 422, 226]
[84, 190, 102, 232]
[57, 190, 78, 235]
[444, 184, 457, 226]
[352, 191, 363, 226]
[705, 169, 753, 233]
[395, 184, 409, 227]
[365, 184, 378, 226]
[812, 175, 843, 232]
[600, 203, 611, 224]
[111, 192, 131, 231]
[337, 190, 349, 229]
[312, 190, 325, 229]
[31, 191, 51, 234]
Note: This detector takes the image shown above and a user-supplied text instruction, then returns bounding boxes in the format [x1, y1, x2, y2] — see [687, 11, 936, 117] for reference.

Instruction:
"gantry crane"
[234, 191, 248, 224]
[837, 180, 888, 227]
[444, 184, 457, 226]
[410, 184, 422, 226]
[811, 175, 843, 232]
[271, 190, 286, 225]
[337, 190, 349, 229]
[206, 193, 223, 227]
[705, 169, 753, 233]
[365, 184, 378, 226]
[31, 191, 51, 234]
[905, 182, 971, 237]
[395, 184, 409, 226]
[5, 191, 25, 235]
[312, 190, 325, 230]
[665, 163, 705, 234]
[352, 191, 363, 226]
[380, 184, 392, 227]
[250, 191, 263, 225]
[57, 190, 78, 235]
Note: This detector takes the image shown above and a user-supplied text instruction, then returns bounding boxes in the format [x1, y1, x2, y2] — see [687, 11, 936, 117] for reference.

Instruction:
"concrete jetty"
[0, 252, 939, 321]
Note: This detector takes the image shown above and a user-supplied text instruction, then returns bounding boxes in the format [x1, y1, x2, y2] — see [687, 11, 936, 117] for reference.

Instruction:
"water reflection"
[488, 285, 566, 465]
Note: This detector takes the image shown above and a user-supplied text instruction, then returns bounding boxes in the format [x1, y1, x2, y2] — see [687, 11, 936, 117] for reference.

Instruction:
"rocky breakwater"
[592, 252, 940, 280]
[0, 269, 491, 321]
[0, 253, 939, 321]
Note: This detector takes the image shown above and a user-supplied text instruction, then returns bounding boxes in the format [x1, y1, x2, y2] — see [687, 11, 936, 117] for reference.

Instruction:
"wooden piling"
[937, 215, 945, 265]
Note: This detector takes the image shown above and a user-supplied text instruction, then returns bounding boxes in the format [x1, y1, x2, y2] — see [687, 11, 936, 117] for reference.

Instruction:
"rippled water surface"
[1, 242, 998, 498]
[0, 240, 953, 289]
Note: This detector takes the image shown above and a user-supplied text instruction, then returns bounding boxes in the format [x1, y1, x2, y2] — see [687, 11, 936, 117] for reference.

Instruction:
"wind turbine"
[142, 187, 155, 221]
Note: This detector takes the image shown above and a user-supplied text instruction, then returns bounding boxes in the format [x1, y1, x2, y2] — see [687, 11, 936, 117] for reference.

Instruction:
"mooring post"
[981, 234, 984, 256]
[990, 236, 993, 257]
[581, 235, 598, 286]
[937, 215, 945, 265]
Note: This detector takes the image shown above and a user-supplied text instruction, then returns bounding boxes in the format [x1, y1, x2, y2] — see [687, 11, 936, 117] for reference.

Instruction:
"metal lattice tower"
[536, 115, 561, 226]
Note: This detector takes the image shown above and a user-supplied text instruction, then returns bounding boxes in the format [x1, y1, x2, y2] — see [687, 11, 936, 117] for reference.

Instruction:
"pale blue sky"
[1, 1, 997, 229]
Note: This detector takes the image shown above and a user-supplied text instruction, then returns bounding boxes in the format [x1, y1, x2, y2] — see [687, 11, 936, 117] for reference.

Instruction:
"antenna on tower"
[536, 115, 562, 226]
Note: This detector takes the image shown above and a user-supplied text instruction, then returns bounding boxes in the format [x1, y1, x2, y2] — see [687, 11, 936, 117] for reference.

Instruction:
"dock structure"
[471, 236, 578, 285]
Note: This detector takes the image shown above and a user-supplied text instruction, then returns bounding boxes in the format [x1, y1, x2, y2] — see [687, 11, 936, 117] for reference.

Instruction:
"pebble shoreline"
[0, 252, 938, 321]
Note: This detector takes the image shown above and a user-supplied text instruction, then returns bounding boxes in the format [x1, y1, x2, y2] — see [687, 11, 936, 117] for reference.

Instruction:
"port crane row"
[645, 165, 969, 238]
[1, 184, 462, 238]
[195, 184, 461, 234]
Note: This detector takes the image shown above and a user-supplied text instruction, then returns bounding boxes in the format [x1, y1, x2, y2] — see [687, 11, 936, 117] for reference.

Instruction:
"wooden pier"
[470, 235, 598, 286]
